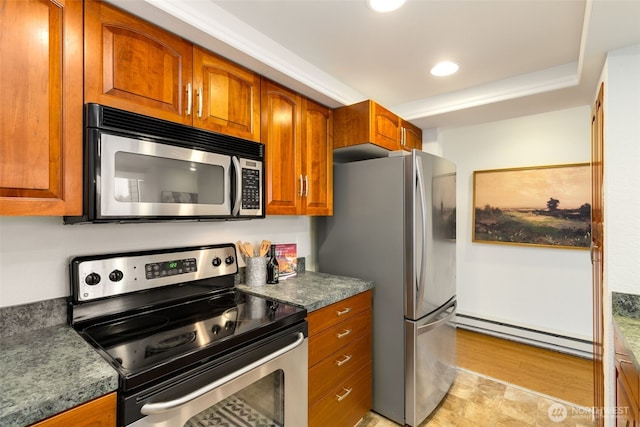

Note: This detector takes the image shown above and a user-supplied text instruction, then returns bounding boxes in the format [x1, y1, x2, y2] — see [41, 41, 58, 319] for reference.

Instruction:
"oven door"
[125, 329, 308, 427]
[99, 132, 232, 219]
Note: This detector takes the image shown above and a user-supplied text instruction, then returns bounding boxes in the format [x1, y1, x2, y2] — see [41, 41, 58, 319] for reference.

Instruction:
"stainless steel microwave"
[65, 104, 264, 223]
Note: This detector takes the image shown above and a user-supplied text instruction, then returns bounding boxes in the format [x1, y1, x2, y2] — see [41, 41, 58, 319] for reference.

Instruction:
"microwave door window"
[99, 134, 231, 218]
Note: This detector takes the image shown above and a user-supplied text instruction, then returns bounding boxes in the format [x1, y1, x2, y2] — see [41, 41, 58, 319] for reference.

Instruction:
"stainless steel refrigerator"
[317, 150, 456, 426]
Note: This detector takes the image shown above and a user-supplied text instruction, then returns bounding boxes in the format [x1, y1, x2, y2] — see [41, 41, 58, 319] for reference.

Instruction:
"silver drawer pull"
[337, 329, 352, 339]
[336, 354, 353, 366]
[336, 387, 353, 402]
[337, 307, 352, 316]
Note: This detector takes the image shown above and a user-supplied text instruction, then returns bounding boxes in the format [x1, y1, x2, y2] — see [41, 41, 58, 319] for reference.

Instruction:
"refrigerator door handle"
[415, 155, 428, 297]
[417, 300, 457, 335]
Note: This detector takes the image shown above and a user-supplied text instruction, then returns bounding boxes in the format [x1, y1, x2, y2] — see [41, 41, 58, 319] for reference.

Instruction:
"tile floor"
[357, 369, 596, 427]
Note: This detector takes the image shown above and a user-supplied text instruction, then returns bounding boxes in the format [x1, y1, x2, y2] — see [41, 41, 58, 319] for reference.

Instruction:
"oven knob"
[109, 269, 124, 282]
[85, 273, 101, 286]
[225, 255, 235, 265]
[212, 257, 222, 267]
[211, 325, 221, 335]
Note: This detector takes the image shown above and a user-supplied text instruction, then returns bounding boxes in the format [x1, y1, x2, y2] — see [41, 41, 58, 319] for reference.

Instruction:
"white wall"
[0, 216, 314, 307]
[439, 106, 593, 340]
[600, 43, 640, 423]
[602, 44, 640, 296]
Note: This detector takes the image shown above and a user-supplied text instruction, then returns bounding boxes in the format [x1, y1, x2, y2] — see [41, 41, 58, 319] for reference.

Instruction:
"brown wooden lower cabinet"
[615, 324, 640, 427]
[309, 362, 372, 427]
[307, 291, 372, 427]
[30, 392, 116, 427]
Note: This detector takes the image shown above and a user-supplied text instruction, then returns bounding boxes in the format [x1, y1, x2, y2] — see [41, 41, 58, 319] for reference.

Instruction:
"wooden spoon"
[236, 241, 249, 258]
[243, 242, 254, 257]
[259, 240, 271, 257]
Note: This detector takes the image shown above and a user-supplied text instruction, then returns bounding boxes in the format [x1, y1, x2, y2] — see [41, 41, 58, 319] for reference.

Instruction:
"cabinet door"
[193, 47, 261, 141]
[373, 103, 401, 151]
[261, 79, 301, 215]
[401, 120, 422, 151]
[301, 99, 333, 215]
[0, 0, 83, 215]
[84, 0, 193, 125]
[592, 83, 605, 426]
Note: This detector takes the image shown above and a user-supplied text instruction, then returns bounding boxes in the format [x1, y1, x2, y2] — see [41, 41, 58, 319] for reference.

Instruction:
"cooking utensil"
[243, 242, 255, 257]
[236, 241, 250, 258]
[259, 240, 271, 257]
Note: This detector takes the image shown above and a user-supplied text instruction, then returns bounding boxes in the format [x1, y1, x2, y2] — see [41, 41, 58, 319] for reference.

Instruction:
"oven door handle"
[140, 332, 305, 415]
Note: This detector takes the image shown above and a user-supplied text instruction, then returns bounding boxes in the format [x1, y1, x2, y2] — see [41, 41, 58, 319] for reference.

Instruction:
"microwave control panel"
[242, 168, 261, 210]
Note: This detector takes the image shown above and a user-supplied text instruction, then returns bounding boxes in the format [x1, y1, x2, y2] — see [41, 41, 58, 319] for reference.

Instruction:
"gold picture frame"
[472, 163, 591, 249]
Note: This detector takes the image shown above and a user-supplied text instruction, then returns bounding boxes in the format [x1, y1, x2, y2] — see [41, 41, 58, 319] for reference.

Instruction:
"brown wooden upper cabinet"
[84, 0, 260, 141]
[334, 100, 422, 152]
[261, 79, 333, 216]
[0, 0, 83, 216]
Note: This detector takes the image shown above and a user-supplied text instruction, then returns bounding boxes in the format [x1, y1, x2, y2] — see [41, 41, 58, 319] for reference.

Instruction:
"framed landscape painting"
[472, 163, 591, 249]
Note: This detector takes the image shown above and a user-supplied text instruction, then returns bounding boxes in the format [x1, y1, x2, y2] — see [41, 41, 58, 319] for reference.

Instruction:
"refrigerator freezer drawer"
[405, 301, 457, 426]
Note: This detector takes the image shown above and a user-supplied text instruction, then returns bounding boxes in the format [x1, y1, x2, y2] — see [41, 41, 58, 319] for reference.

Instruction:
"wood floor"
[456, 328, 594, 408]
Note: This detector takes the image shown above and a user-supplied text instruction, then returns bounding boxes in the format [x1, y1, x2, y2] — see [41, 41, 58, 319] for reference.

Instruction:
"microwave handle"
[232, 156, 242, 216]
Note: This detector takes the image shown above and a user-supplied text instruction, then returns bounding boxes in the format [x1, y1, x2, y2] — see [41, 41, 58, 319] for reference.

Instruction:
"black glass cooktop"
[77, 289, 305, 390]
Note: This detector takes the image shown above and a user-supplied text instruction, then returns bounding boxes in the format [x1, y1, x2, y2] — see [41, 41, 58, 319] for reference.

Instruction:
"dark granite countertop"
[0, 324, 118, 427]
[236, 270, 374, 312]
[613, 292, 640, 372]
[0, 270, 369, 426]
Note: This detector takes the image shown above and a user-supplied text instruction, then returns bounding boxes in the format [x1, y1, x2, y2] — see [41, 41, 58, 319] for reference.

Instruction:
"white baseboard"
[456, 314, 593, 359]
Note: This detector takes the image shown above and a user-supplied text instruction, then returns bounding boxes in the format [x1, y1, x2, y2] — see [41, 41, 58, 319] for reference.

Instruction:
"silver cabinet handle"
[186, 83, 192, 116]
[336, 354, 353, 366]
[336, 307, 352, 316]
[337, 329, 352, 339]
[197, 86, 203, 118]
[336, 387, 352, 402]
[141, 332, 305, 415]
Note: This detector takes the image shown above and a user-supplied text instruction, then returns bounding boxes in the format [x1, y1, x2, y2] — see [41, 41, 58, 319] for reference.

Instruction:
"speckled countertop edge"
[612, 292, 640, 372]
[236, 270, 373, 312]
[0, 325, 118, 427]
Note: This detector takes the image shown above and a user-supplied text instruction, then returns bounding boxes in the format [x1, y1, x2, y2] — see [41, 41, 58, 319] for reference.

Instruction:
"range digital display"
[145, 258, 197, 279]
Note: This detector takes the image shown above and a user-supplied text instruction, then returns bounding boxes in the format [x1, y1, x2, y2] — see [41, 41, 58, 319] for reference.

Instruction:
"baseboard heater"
[456, 313, 593, 359]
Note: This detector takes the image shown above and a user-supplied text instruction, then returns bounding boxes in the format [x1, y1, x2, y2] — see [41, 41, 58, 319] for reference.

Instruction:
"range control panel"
[71, 244, 238, 302]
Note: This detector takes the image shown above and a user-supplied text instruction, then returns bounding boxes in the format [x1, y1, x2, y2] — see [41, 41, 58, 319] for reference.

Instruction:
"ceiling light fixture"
[368, 0, 406, 13]
[430, 61, 459, 77]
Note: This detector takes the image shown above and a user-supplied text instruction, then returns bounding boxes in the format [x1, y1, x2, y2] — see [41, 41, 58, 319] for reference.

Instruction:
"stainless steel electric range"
[68, 243, 308, 427]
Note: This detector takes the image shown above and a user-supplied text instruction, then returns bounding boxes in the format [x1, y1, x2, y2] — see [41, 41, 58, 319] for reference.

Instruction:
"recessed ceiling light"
[431, 61, 459, 77]
[368, 0, 406, 13]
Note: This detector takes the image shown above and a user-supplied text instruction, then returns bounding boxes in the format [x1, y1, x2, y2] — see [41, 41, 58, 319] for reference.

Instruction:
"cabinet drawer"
[309, 363, 372, 427]
[616, 374, 639, 425]
[31, 393, 116, 427]
[619, 359, 640, 405]
[309, 333, 371, 405]
[309, 309, 371, 367]
[308, 291, 371, 336]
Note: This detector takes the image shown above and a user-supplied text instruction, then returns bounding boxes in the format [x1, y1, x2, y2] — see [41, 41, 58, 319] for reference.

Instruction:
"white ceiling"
[108, 0, 640, 129]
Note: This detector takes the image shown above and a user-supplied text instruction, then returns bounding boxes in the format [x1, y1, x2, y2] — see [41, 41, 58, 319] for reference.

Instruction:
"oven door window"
[99, 133, 231, 217]
[185, 370, 284, 427]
